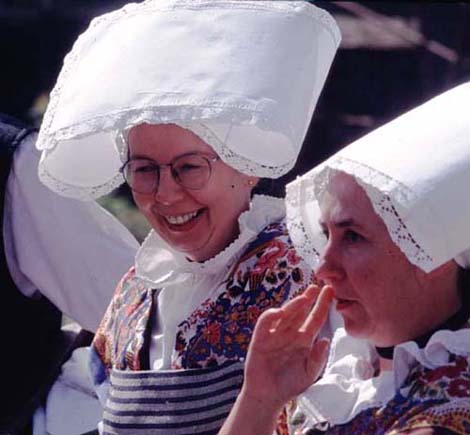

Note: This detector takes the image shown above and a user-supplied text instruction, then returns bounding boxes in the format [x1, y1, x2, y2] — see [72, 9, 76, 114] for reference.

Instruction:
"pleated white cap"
[37, 0, 340, 199]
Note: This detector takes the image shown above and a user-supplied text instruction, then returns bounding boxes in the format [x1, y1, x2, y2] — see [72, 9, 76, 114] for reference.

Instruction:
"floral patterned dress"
[90, 196, 317, 434]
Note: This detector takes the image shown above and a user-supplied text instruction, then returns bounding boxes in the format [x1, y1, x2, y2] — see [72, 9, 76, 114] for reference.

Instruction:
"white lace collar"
[134, 195, 285, 287]
[298, 325, 470, 428]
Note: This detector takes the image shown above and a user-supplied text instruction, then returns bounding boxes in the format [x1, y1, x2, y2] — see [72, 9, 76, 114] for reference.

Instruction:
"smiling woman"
[34, 1, 341, 434]
[126, 123, 255, 262]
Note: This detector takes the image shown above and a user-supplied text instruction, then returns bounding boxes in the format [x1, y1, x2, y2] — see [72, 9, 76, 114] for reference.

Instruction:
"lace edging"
[134, 194, 285, 285]
[324, 157, 434, 271]
[181, 122, 295, 178]
[38, 103, 299, 199]
[285, 156, 435, 272]
[37, 0, 340, 149]
[116, 117, 298, 179]
[38, 160, 124, 200]
[285, 176, 321, 267]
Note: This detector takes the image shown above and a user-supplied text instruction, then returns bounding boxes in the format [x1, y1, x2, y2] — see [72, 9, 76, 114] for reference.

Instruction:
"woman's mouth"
[335, 298, 355, 311]
[165, 210, 199, 225]
[162, 209, 205, 231]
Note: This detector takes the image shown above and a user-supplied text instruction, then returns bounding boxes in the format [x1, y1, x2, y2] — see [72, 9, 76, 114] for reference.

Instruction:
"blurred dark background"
[1, 1, 469, 237]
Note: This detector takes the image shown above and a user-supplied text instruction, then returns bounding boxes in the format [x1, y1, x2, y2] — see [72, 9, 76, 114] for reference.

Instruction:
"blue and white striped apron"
[102, 361, 244, 435]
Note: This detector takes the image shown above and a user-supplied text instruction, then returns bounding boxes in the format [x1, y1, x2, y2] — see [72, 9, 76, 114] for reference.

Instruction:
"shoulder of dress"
[392, 428, 460, 435]
[238, 218, 303, 263]
[113, 265, 153, 302]
[241, 219, 289, 256]
[229, 218, 315, 291]
[391, 394, 470, 435]
[121, 265, 137, 282]
[404, 354, 470, 397]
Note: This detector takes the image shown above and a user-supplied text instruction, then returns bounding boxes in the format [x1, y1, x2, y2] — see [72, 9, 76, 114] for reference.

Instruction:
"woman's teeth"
[165, 211, 199, 225]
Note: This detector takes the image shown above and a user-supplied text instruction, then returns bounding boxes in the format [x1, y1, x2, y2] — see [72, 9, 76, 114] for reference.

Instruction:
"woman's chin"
[169, 239, 209, 260]
[152, 212, 209, 252]
[169, 235, 220, 262]
[343, 318, 373, 341]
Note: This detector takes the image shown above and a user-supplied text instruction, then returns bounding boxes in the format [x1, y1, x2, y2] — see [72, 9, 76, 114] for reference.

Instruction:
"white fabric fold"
[299, 326, 470, 427]
[44, 348, 102, 435]
[4, 133, 138, 331]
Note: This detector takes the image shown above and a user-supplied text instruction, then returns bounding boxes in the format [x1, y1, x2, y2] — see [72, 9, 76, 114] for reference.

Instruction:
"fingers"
[272, 285, 320, 332]
[305, 337, 330, 382]
[251, 308, 283, 342]
[250, 285, 332, 346]
[299, 285, 334, 339]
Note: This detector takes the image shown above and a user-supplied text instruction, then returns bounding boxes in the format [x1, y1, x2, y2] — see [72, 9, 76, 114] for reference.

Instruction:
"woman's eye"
[344, 230, 363, 243]
[179, 163, 200, 172]
[134, 165, 156, 173]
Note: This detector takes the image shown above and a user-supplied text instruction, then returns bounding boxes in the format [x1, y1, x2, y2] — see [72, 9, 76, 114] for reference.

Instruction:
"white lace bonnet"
[286, 82, 470, 273]
[36, 0, 340, 200]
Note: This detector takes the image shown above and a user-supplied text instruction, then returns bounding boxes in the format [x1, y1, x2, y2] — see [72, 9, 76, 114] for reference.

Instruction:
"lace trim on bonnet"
[115, 122, 295, 177]
[286, 156, 434, 271]
[38, 117, 294, 201]
[37, 1, 340, 200]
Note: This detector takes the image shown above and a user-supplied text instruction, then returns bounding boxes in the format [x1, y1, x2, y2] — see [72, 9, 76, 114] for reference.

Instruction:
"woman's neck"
[377, 285, 469, 373]
[379, 357, 393, 372]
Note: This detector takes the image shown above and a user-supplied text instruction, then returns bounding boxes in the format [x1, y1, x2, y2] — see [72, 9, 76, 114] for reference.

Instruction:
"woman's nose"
[315, 243, 344, 283]
[154, 168, 185, 204]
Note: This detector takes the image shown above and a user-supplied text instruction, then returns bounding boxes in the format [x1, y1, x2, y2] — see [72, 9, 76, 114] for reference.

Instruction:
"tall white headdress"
[36, 0, 340, 200]
[286, 82, 470, 272]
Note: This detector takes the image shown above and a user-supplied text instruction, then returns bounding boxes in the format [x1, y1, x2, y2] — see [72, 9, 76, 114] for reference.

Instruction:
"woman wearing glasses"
[35, 1, 340, 434]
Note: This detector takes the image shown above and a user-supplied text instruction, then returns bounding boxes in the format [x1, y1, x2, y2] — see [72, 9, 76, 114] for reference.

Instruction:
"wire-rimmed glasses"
[120, 152, 219, 194]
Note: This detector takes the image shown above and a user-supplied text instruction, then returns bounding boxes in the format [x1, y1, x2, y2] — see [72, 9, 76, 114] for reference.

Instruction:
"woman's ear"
[246, 177, 259, 188]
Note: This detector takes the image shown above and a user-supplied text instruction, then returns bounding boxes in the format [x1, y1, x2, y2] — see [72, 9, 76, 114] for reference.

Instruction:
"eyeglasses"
[120, 152, 219, 194]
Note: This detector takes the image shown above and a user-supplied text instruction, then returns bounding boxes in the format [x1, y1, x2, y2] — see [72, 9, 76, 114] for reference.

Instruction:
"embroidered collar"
[134, 195, 285, 287]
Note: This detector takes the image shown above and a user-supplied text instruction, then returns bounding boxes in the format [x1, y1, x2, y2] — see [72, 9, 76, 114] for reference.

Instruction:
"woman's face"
[315, 172, 442, 347]
[128, 123, 255, 262]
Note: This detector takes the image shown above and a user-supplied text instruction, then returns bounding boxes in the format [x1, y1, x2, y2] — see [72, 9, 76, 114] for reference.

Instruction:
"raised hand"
[242, 285, 335, 410]
[219, 285, 335, 435]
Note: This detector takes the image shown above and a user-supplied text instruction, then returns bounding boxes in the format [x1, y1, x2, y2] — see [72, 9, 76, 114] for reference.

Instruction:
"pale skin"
[219, 173, 461, 435]
[127, 123, 258, 261]
[316, 173, 460, 352]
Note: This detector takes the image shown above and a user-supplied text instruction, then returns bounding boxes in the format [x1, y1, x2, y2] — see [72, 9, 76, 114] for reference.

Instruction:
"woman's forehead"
[320, 173, 384, 229]
[128, 123, 215, 158]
